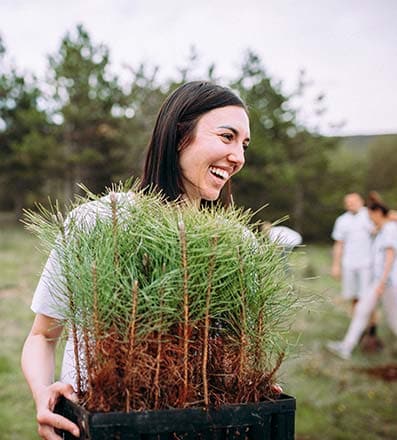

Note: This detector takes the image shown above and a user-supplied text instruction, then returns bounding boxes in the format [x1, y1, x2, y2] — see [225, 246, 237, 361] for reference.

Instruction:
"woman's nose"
[227, 145, 245, 167]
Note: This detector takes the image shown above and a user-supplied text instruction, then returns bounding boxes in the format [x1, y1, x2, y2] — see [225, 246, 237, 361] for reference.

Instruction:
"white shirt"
[31, 192, 134, 387]
[372, 221, 397, 287]
[268, 226, 302, 249]
[331, 207, 374, 269]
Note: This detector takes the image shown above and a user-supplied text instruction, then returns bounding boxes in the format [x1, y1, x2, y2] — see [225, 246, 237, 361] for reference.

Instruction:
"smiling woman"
[21, 81, 253, 439]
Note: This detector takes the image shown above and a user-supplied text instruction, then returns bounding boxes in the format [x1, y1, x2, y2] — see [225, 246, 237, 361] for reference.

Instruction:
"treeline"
[1, 25, 396, 241]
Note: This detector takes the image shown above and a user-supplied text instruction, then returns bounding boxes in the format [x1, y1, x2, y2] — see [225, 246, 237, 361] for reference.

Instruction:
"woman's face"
[178, 105, 250, 203]
[369, 209, 383, 226]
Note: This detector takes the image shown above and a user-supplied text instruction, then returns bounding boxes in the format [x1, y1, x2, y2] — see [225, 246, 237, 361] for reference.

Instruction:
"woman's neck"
[181, 194, 201, 208]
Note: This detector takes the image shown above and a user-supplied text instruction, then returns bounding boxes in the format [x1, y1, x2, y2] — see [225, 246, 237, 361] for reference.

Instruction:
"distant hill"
[336, 133, 397, 156]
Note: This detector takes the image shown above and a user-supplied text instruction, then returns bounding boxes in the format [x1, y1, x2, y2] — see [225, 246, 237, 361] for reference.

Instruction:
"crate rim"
[56, 393, 296, 434]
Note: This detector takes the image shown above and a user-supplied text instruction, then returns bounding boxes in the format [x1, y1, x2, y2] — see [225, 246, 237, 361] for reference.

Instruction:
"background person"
[261, 223, 303, 275]
[262, 222, 303, 250]
[327, 199, 397, 359]
[21, 81, 250, 440]
[330, 192, 380, 348]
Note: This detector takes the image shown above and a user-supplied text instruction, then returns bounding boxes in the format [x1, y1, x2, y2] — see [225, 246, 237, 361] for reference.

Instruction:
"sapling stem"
[92, 262, 101, 354]
[82, 309, 94, 403]
[202, 235, 218, 407]
[109, 192, 119, 269]
[237, 248, 248, 381]
[268, 352, 285, 382]
[154, 264, 166, 410]
[59, 214, 83, 397]
[255, 309, 264, 368]
[126, 279, 139, 411]
[178, 218, 189, 406]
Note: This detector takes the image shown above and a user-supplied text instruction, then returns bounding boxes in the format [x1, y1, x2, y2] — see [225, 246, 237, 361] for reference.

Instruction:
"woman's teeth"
[209, 167, 228, 180]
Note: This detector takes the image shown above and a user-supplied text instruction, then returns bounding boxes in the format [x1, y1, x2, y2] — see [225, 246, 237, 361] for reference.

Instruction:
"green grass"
[0, 225, 46, 439]
[282, 245, 397, 440]
[1, 227, 397, 439]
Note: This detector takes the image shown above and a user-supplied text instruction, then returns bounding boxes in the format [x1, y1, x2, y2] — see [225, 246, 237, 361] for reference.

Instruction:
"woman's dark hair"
[368, 200, 389, 216]
[140, 81, 247, 202]
[367, 190, 383, 206]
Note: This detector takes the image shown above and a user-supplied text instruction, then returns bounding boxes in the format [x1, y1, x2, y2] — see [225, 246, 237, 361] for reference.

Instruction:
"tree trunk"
[292, 182, 304, 233]
[13, 192, 24, 220]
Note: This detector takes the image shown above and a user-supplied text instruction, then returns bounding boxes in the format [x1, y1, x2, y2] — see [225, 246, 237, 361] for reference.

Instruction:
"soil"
[354, 364, 397, 382]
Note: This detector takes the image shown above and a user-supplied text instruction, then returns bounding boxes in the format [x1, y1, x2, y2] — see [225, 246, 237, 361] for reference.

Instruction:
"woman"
[327, 199, 397, 360]
[21, 81, 250, 439]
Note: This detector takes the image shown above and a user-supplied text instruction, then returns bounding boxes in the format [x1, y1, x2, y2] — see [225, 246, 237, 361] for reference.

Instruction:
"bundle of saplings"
[25, 183, 297, 413]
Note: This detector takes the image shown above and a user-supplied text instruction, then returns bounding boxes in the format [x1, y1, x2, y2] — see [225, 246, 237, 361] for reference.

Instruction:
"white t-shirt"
[268, 226, 302, 249]
[31, 192, 134, 387]
[331, 207, 374, 269]
[372, 221, 397, 287]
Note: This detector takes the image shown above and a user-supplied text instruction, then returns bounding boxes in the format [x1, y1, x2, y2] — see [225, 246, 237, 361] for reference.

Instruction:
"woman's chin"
[184, 186, 222, 204]
[201, 190, 221, 202]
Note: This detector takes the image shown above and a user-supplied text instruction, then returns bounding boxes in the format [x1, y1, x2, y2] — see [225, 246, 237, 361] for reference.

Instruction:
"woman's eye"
[243, 143, 249, 151]
[221, 133, 233, 141]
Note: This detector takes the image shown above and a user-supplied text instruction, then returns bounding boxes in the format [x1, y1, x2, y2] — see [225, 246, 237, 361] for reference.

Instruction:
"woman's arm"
[21, 314, 79, 440]
[388, 210, 397, 221]
[375, 247, 395, 297]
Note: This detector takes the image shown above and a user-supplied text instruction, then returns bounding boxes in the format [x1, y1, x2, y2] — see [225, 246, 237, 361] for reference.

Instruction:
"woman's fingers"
[37, 422, 61, 440]
[37, 409, 79, 438]
[35, 382, 80, 439]
[49, 381, 77, 403]
[271, 383, 283, 394]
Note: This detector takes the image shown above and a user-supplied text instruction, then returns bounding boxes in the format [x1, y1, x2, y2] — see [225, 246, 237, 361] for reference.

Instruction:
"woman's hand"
[35, 382, 79, 440]
[21, 314, 78, 438]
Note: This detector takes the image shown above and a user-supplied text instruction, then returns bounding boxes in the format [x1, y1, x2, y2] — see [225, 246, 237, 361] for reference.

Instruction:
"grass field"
[1, 224, 396, 439]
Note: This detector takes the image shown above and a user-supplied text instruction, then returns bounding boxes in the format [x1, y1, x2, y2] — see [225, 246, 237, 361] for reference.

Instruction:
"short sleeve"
[331, 216, 345, 241]
[380, 224, 397, 251]
[31, 248, 69, 320]
[31, 199, 101, 319]
[30, 192, 135, 320]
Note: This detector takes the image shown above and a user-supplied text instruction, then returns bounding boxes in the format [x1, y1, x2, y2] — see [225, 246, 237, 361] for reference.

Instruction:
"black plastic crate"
[54, 394, 295, 439]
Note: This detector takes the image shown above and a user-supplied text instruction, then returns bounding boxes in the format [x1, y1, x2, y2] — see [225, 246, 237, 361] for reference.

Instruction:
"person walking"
[327, 199, 397, 359]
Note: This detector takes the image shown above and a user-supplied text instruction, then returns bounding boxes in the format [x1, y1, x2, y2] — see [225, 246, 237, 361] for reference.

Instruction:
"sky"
[1, 0, 396, 136]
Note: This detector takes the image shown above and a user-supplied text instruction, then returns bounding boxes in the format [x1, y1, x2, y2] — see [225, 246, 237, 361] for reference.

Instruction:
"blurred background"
[1, 1, 396, 439]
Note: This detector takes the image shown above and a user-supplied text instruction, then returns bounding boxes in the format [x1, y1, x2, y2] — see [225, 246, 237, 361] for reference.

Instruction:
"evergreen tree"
[46, 25, 128, 200]
[116, 63, 166, 181]
[366, 135, 397, 206]
[231, 51, 338, 238]
[0, 37, 56, 217]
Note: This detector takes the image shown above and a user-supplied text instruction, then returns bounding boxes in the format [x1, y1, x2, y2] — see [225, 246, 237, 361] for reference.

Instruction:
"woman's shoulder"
[383, 220, 397, 231]
[67, 191, 135, 228]
[379, 221, 397, 243]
